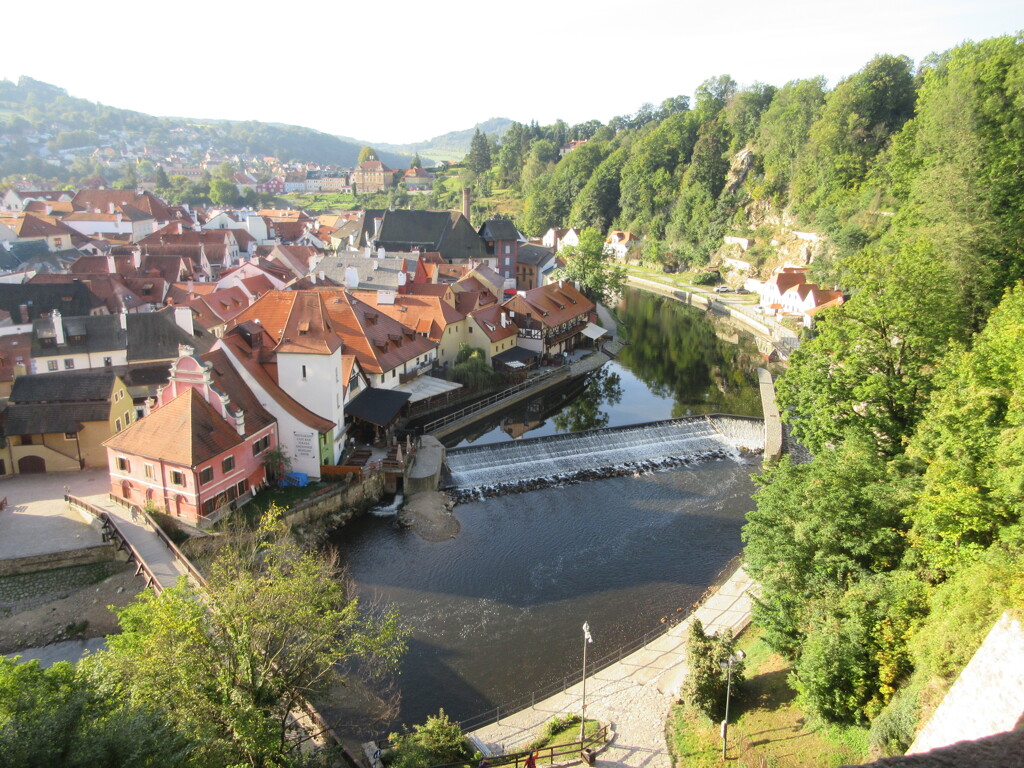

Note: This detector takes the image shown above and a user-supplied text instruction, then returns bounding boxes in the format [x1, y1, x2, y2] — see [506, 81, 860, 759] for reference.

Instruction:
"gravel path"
[469, 566, 754, 768]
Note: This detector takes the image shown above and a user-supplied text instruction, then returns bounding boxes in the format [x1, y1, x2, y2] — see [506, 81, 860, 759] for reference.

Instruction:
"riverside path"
[469, 565, 755, 768]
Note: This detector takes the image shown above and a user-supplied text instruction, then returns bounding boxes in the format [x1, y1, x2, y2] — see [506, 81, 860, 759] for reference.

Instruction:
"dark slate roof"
[10, 370, 116, 404]
[345, 387, 411, 427]
[0, 248, 21, 272]
[479, 219, 521, 242]
[0, 282, 104, 322]
[31, 314, 126, 357]
[493, 346, 539, 365]
[517, 243, 555, 266]
[375, 210, 451, 250]
[126, 307, 213, 362]
[357, 209, 386, 248]
[4, 402, 111, 435]
[438, 213, 490, 263]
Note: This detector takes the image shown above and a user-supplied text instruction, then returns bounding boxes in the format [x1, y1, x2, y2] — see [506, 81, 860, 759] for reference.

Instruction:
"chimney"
[364, 246, 371, 258]
[462, 188, 471, 220]
[372, 260, 379, 271]
[119, 309, 127, 331]
[108, 202, 115, 214]
[345, 266, 359, 289]
[234, 409, 246, 437]
[132, 248, 141, 269]
[19, 304, 29, 324]
[106, 253, 115, 274]
[319, 270, 325, 282]
[377, 247, 386, 259]
[397, 271, 407, 286]
[174, 305, 194, 336]
[500, 313, 507, 328]
[52, 310, 65, 345]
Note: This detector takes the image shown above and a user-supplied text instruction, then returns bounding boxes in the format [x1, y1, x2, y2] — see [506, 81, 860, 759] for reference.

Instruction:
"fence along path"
[66, 493, 197, 593]
[468, 565, 755, 768]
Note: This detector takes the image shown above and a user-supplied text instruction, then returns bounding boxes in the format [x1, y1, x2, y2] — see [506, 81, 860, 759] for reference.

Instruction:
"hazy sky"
[3, 0, 1022, 145]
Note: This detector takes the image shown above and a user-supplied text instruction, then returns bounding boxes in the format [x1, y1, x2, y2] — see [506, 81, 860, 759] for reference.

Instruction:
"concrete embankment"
[469, 564, 755, 768]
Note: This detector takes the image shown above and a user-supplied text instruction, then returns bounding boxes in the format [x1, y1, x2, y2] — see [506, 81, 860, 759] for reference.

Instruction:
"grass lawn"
[667, 628, 869, 767]
[525, 717, 603, 766]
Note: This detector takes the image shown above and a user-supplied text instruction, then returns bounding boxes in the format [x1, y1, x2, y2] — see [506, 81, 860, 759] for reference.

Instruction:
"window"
[104, 356, 112, 367]
[64, 432, 76, 440]
[116, 457, 130, 472]
[170, 470, 185, 486]
[115, 418, 121, 432]
[236, 480, 248, 496]
[504, 244, 511, 255]
[199, 466, 213, 484]
[47, 360, 58, 371]
[252, 435, 271, 455]
[301, 365, 307, 379]
[64, 359, 74, 370]
[222, 456, 235, 473]
[144, 464, 153, 479]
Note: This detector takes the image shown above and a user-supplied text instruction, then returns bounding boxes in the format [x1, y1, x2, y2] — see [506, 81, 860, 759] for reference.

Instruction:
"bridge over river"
[444, 414, 766, 497]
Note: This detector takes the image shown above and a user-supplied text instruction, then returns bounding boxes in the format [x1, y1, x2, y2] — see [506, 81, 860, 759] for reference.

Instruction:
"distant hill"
[343, 117, 514, 165]
[0, 77, 411, 176]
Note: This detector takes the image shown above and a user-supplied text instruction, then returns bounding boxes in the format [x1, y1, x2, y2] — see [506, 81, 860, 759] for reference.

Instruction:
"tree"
[209, 178, 240, 207]
[410, 152, 422, 169]
[681, 619, 744, 720]
[115, 161, 137, 190]
[450, 344, 500, 391]
[154, 165, 170, 189]
[387, 709, 472, 768]
[467, 128, 492, 175]
[552, 228, 625, 304]
[87, 508, 407, 767]
[0, 658, 189, 767]
[905, 284, 1024, 577]
[776, 240, 966, 456]
[744, 434, 914, 656]
[358, 146, 378, 164]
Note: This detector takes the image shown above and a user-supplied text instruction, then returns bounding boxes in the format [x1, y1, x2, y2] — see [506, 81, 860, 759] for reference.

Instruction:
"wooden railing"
[418, 725, 608, 768]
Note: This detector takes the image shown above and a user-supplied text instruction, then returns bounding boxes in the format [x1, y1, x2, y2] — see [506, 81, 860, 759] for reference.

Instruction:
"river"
[328, 288, 766, 731]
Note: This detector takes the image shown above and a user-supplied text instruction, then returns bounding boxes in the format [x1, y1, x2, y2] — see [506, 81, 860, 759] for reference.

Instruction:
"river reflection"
[446, 288, 764, 448]
[617, 288, 764, 418]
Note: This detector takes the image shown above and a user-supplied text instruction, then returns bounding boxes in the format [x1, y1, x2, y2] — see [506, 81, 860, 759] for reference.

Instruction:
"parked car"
[713, 285, 732, 293]
[735, 288, 749, 294]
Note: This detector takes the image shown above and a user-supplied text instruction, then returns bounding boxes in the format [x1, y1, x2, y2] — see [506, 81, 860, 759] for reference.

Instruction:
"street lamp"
[580, 622, 593, 744]
[719, 650, 745, 760]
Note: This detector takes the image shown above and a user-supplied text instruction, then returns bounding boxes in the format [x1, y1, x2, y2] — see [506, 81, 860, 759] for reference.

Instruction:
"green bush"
[868, 682, 920, 756]
[681, 620, 744, 720]
[387, 709, 472, 768]
[691, 271, 720, 286]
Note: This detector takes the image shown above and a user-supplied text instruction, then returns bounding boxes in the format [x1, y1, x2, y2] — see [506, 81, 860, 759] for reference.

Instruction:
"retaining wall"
[282, 473, 386, 527]
[909, 612, 1024, 754]
[758, 368, 783, 464]
[0, 543, 119, 577]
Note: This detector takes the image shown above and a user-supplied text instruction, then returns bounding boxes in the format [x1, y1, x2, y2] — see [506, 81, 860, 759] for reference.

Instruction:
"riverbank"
[469, 564, 755, 768]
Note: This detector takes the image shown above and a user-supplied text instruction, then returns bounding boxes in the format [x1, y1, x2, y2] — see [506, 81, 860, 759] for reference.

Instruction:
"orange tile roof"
[104, 387, 243, 466]
[351, 291, 462, 342]
[469, 304, 517, 342]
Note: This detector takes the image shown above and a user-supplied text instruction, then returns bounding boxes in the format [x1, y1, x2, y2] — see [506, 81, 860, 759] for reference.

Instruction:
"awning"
[493, 346, 539, 365]
[395, 375, 462, 403]
[345, 388, 411, 427]
[581, 322, 608, 340]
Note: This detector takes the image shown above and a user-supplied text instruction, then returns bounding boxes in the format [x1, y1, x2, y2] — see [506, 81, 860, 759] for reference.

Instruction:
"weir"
[444, 415, 764, 495]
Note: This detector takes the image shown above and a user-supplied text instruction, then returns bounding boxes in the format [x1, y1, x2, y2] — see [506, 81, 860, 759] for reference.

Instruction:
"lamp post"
[580, 622, 593, 744]
[719, 650, 745, 760]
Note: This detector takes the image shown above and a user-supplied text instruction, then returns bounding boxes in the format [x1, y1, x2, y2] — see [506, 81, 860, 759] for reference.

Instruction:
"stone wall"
[0, 543, 119, 577]
[282, 473, 386, 528]
[908, 612, 1024, 754]
[757, 368, 783, 464]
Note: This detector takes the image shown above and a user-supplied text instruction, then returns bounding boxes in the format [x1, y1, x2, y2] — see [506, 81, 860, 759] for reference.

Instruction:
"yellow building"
[2, 370, 134, 475]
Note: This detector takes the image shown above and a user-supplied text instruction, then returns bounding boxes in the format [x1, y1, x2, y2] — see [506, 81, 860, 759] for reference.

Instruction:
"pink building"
[103, 347, 276, 526]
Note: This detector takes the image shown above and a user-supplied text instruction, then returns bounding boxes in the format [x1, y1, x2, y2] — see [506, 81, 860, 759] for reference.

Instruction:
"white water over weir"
[445, 415, 765, 499]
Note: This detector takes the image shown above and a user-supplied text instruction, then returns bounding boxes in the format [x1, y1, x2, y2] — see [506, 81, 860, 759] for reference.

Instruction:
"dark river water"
[329, 289, 766, 730]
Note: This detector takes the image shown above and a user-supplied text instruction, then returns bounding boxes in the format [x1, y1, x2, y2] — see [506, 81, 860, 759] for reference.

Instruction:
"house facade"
[103, 350, 276, 526]
[502, 281, 595, 359]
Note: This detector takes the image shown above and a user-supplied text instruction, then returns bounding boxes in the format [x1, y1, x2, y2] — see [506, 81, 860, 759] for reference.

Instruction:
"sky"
[2, 0, 1023, 146]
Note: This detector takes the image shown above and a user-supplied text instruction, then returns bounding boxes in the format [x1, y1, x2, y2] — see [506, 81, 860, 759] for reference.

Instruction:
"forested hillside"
[459, 33, 1024, 756]
[0, 77, 409, 180]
